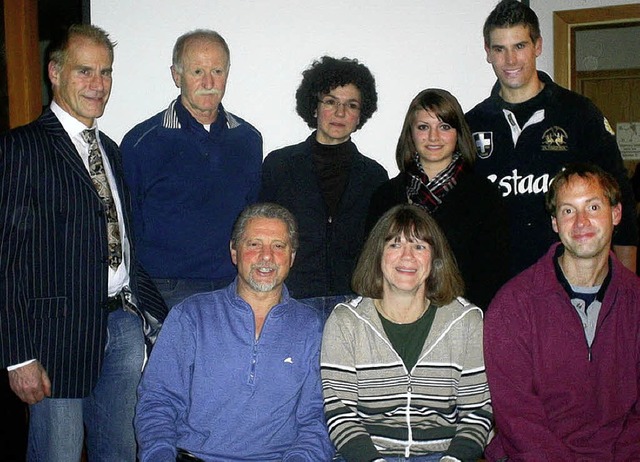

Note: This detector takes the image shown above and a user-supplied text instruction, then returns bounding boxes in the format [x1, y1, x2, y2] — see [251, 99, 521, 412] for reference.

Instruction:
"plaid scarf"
[406, 153, 464, 213]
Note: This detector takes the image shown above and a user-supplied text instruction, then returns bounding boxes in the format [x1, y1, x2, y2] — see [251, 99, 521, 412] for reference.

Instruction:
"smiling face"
[49, 36, 113, 127]
[315, 83, 361, 145]
[172, 38, 229, 125]
[381, 233, 432, 297]
[551, 176, 621, 263]
[231, 218, 295, 297]
[485, 25, 542, 103]
[411, 109, 458, 178]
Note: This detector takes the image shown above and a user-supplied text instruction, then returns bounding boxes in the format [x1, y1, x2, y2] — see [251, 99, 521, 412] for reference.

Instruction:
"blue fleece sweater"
[135, 280, 334, 462]
[121, 98, 262, 280]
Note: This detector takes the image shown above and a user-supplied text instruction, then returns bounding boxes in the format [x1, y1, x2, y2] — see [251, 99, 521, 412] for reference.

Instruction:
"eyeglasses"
[318, 96, 361, 113]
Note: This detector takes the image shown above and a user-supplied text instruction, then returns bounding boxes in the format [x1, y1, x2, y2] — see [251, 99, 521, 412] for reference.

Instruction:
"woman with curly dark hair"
[260, 56, 388, 318]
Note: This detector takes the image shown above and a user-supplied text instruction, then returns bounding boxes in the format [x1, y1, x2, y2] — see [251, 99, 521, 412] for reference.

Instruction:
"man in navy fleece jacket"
[121, 29, 262, 308]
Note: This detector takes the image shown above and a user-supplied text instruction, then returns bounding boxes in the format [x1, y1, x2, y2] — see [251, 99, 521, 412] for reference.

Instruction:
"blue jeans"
[298, 294, 352, 323]
[153, 277, 233, 309]
[27, 308, 145, 462]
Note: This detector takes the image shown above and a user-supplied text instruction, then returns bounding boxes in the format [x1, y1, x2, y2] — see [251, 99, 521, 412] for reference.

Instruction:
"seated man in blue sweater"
[135, 203, 333, 462]
[121, 29, 263, 308]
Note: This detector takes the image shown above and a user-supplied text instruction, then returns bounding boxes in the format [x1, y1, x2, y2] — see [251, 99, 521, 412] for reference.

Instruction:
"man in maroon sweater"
[484, 163, 640, 460]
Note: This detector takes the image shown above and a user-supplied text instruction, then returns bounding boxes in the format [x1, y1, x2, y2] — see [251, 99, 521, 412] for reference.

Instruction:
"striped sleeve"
[321, 312, 382, 462]
[0, 131, 36, 367]
[445, 310, 493, 460]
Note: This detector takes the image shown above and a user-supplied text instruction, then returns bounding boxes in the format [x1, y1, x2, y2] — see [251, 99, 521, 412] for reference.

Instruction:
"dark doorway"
[38, 0, 86, 106]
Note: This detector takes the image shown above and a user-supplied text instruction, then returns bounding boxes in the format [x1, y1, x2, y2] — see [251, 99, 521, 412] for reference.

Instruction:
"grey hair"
[49, 24, 116, 70]
[172, 29, 230, 74]
[231, 203, 299, 251]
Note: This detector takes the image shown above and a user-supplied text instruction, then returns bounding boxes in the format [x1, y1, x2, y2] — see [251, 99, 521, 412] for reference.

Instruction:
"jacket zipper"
[405, 376, 413, 458]
[326, 215, 333, 293]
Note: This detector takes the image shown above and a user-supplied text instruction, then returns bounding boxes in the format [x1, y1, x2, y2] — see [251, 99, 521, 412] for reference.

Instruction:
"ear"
[230, 242, 238, 266]
[484, 43, 492, 64]
[551, 216, 559, 234]
[611, 203, 622, 226]
[534, 36, 543, 58]
[170, 65, 182, 89]
[290, 251, 296, 268]
[48, 61, 60, 88]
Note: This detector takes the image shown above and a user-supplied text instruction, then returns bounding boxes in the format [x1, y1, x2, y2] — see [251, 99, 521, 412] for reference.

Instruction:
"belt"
[104, 292, 125, 312]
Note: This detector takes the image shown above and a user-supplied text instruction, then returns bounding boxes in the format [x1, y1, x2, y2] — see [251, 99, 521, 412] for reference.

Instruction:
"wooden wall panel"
[577, 68, 640, 175]
[3, 0, 41, 128]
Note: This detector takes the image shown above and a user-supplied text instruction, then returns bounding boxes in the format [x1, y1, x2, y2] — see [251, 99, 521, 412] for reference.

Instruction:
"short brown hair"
[545, 163, 621, 217]
[352, 204, 464, 305]
[49, 24, 115, 70]
[395, 88, 475, 172]
[483, 0, 541, 47]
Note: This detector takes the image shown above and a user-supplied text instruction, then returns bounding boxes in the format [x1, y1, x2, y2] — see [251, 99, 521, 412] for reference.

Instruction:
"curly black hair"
[295, 56, 377, 131]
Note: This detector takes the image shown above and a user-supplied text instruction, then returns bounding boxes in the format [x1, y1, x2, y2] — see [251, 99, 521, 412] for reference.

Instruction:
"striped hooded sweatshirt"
[321, 296, 492, 462]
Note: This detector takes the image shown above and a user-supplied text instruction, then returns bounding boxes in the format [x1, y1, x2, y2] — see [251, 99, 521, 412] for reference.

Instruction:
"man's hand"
[8, 361, 51, 404]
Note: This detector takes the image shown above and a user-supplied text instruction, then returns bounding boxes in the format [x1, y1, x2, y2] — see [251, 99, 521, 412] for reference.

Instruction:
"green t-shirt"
[378, 305, 437, 371]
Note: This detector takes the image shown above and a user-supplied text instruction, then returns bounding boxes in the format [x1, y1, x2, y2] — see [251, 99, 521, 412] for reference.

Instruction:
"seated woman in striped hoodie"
[321, 204, 493, 462]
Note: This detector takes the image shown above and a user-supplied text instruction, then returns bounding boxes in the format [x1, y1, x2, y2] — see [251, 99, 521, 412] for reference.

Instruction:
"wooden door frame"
[576, 67, 640, 94]
[3, 0, 41, 128]
[554, 4, 640, 91]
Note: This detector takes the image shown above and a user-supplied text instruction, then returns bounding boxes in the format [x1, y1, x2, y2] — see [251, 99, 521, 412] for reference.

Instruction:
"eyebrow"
[324, 94, 361, 102]
[491, 40, 529, 49]
[414, 115, 445, 124]
[558, 196, 605, 207]
[74, 65, 113, 71]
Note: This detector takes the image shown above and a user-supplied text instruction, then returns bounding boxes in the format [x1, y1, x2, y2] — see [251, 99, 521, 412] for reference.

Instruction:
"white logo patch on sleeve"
[604, 117, 615, 136]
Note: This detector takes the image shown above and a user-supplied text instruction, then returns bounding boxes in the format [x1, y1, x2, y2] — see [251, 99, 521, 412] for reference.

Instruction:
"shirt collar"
[491, 70, 553, 106]
[553, 244, 611, 302]
[50, 100, 99, 141]
[163, 97, 241, 131]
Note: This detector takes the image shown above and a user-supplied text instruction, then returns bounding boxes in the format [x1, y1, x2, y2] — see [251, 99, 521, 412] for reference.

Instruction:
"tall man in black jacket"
[0, 25, 167, 461]
[466, 0, 638, 276]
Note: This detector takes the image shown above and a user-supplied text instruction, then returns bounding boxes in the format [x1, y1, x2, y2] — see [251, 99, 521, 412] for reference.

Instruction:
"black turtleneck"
[312, 137, 356, 218]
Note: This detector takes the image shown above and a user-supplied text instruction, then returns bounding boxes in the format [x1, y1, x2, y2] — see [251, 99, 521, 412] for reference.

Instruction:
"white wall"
[91, 0, 498, 176]
[92, 0, 638, 176]
[530, 0, 638, 75]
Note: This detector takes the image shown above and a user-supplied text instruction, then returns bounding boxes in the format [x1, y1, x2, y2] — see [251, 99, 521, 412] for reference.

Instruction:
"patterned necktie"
[82, 129, 122, 270]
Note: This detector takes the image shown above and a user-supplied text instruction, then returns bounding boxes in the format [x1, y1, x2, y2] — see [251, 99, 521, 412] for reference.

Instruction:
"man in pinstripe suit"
[0, 25, 167, 461]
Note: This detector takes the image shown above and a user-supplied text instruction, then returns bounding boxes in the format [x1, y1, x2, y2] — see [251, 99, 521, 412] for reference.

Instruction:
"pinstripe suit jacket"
[0, 108, 168, 398]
